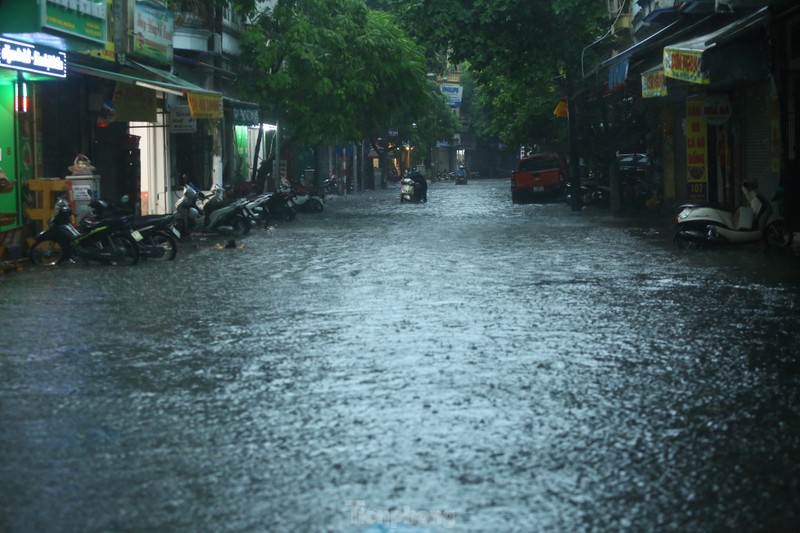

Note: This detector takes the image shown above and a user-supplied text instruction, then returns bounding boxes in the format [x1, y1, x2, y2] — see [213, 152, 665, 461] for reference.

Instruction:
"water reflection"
[1, 180, 799, 532]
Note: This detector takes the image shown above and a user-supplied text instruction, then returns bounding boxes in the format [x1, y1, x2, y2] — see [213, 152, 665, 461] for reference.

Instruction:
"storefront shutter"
[742, 84, 771, 186]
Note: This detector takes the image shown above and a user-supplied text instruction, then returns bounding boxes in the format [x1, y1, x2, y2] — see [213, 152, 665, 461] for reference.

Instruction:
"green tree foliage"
[385, 0, 607, 149]
[231, 0, 457, 152]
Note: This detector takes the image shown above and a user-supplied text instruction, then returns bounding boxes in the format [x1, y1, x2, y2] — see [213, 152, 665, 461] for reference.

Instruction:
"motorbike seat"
[83, 215, 132, 230]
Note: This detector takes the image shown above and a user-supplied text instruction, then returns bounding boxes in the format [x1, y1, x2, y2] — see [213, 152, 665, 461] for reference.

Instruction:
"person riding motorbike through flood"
[408, 167, 427, 203]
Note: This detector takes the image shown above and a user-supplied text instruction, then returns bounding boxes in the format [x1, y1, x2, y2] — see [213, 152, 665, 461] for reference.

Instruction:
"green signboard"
[43, 0, 108, 44]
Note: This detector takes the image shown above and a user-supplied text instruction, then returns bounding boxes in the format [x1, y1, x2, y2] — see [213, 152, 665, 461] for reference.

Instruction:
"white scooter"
[174, 183, 253, 237]
[400, 177, 416, 203]
[674, 179, 793, 249]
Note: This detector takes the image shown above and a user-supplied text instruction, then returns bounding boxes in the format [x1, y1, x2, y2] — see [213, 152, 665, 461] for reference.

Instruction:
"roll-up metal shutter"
[742, 84, 771, 185]
[673, 103, 688, 202]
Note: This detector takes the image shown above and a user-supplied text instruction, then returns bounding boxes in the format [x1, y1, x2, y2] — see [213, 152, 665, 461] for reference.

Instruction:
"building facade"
[0, 0, 262, 260]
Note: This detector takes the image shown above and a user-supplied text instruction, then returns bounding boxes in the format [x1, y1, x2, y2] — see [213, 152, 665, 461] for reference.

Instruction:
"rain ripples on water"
[2, 179, 800, 532]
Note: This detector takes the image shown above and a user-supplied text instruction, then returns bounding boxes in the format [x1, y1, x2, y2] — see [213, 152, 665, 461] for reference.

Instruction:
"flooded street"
[2, 178, 800, 532]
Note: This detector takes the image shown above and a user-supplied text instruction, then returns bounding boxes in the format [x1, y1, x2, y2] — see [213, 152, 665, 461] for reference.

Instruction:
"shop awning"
[67, 61, 223, 119]
[662, 7, 769, 84]
[600, 20, 681, 70]
[128, 60, 223, 119]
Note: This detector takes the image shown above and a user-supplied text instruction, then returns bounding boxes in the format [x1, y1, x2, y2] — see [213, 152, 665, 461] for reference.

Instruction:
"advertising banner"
[664, 48, 709, 85]
[0, 37, 66, 78]
[43, 0, 108, 44]
[686, 96, 708, 202]
[641, 68, 667, 98]
[440, 84, 462, 107]
[132, 0, 174, 64]
[112, 82, 157, 123]
[187, 93, 223, 120]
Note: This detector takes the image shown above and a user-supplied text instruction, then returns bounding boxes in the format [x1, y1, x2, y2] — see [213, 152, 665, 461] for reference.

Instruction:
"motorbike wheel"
[29, 238, 67, 266]
[143, 230, 178, 261]
[309, 199, 324, 212]
[766, 221, 794, 249]
[108, 233, 140, 266]
[230, 214, 252, 236]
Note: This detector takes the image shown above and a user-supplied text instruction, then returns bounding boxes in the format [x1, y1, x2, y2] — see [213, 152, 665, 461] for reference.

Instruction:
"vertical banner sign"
[686, 96, 708, 202]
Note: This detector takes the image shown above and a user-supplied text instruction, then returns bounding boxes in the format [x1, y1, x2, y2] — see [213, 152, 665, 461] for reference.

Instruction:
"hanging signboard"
[112, 82, 157, 123]
[641, 68, 667, 98]
[170, 105, 197, 134]
[187, 92, 223, 119]
[686, 96, 708, 202]
[702, 94, 731, 126]
[664, 48, 710, 85]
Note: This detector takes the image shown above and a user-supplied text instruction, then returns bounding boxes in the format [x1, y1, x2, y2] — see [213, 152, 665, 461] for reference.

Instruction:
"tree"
[384, 0, 607, 151]
[231, 1, 456, 153]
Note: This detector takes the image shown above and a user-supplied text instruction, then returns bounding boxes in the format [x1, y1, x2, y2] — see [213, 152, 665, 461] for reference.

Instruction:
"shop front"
[0, 37, 67, 256]
[657, 8, 776, 208]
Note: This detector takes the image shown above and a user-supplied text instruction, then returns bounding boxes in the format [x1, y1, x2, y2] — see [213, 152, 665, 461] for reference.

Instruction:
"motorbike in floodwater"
[81, 195, 179, 261]
[281, 177, 325, 213]
[242, 193, 273, 228]
[674, 179, 793, 249]
[174, 183, 254, 238]
[29, 194, 140, 266]
[400, 178, 417, 203]
[400, 175, 427, 203]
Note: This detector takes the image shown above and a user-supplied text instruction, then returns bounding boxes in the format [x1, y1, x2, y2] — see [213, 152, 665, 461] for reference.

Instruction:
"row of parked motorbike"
[566, 178, 793, 249]
[27, 178, 328, 267]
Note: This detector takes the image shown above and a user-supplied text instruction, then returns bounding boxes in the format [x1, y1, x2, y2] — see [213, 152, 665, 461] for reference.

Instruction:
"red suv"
[511, 153, 567, 203]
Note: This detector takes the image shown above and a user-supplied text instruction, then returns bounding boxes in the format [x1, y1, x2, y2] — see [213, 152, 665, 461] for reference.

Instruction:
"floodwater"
[2, 179, 800, 533]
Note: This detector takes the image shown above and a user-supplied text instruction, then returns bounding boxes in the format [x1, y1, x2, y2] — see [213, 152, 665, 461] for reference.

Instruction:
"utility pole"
[566, 73, 582, 212]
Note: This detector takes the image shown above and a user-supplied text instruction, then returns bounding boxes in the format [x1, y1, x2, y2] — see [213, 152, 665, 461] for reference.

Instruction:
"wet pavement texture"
[2, 178, 800, 532]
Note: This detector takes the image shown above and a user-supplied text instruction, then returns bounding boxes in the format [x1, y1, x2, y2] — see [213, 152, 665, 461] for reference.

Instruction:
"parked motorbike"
[281, 177, 325, 212]
[674, 179, 793, 249]
[243, 193, 274, 227]
[322, 173, 339, 194]
[81, 195, 179, 261]
[564, 182, 610, 207]
[264, 191, 298, 222]
[174, 183, 254, 237]
[29, 194, 140, 266]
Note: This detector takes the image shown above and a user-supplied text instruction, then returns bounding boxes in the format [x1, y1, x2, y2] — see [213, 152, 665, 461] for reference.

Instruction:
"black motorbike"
[264, 191, 298, 221]
[81, 195, 179, 261]
[29, 194, 140, 266]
